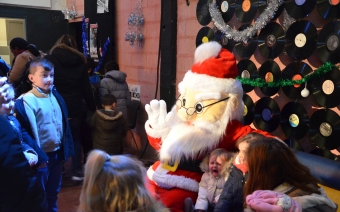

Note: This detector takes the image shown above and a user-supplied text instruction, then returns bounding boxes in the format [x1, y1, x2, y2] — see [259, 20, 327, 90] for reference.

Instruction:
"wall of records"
[195, 0, 340, 161]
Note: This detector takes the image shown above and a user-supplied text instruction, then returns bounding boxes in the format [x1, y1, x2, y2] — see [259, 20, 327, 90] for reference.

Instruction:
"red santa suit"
[144, 42, 271, 212]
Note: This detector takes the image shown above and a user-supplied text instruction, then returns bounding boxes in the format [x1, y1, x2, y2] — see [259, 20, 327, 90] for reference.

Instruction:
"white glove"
[145, 100, 173, 131]
[23, 151, 38, 167]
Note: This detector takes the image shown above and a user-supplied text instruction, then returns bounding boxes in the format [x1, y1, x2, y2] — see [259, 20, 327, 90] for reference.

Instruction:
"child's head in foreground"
[200, 148, 233, 178]
[78, 149, 169, 212]
[28, 58, 54, 93]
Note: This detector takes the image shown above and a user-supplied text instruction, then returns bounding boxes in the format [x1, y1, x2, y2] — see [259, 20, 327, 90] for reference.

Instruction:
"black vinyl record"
[316, 0, 340, 20]
[196, 27, 215, 47]
[280, 102, 309, 140]
[258, 22, 286, 59]
[309, 109, 340, 150]
[316, 21, 340, 64]
[237, 59, 258, 93]
[309, 67, 340, 108]
[285, 0, 316, 19]
[197, 0, 213, 26]
[215, 30, 235, 52]
[282, 61, 313, 100]
[216, 0, 236, 23]
[235, 0, 258, 23]
[285, 20, 318, 60]
[254, 97, 280, 132]
[258, 60, 281, 96]
[235, 24, 258, 58]
[258, 0, 284, 19]
[242, 93, 255, 125]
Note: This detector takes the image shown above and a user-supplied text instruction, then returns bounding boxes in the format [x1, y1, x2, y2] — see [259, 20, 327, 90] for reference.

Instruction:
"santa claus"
[145, 41, 270, 211]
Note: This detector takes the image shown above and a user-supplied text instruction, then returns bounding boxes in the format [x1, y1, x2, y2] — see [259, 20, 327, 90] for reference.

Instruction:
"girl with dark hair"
[244, 138, 337, 212]
[8, 37, 40, 86]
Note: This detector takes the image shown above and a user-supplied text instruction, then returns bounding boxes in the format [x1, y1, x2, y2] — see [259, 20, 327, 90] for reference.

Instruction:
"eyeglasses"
[176, 95, 230, 116]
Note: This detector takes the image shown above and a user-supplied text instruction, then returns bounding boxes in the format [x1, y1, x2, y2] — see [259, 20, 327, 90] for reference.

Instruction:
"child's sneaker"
[71, 171, 84, 182]
[184, 197, 194, 212]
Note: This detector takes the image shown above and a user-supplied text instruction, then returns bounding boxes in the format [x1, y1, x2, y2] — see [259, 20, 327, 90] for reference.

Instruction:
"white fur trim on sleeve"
[194, 41, 222, 63]
[147, 165, 199, 192]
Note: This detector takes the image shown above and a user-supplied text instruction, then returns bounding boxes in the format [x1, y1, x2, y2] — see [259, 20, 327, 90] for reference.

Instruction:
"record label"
[202, 36, 209, 43]
[322, 80, 334, 95]
[295, 0, 306, 5]
[221, 36, 229, 46]
[241, 70, 250, 78]
[242, 0, 251, 12]
[196, 27, 215, 47]
[262, 108, 272, 121]
[266, 35, 276, 47]
[320, 122, 332, 137]
[329, 0, 339, 5]
[221, 1, 229, 12]
[295, 33, 306, 47]
[243, 105, 248, 116]
[258, 22, 285, 59]
[265, 72, 274, 82]
[289, 114, 299, 127]
[327, 35, 339, 51]
[292, 74, 302, 88]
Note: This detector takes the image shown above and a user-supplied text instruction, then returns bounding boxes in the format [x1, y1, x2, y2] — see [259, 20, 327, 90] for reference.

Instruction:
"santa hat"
[178, 41, 243, 98]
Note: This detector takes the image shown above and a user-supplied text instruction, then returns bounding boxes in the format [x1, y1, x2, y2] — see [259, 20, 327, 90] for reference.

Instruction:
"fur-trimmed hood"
[199, 153, 235, 180]
[95, 109, 123, 131]
[49, 44, 86, 66]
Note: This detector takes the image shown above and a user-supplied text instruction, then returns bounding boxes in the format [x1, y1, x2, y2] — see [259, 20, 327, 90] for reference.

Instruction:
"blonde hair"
[200, 148, 234, 174]
[78, 150, 169, 212]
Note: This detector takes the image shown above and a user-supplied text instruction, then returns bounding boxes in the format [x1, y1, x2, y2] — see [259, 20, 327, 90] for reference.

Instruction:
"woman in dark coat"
[46, 34, 96, 182]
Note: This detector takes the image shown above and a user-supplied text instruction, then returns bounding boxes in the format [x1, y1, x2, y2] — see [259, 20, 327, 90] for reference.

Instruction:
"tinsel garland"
[82, 17, 89, 58]
[236, 62, 336, 88]
[209, 0, 285, 43]
[94, 37, 110, 73]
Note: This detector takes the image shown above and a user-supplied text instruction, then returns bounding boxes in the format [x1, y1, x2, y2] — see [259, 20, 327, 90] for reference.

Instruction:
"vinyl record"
[285, 20, 318, 60]
[280, 102, 309, 140]
[196, 27, 215, 47]
[254, 97, 280, 132]
[235, 24, 258, 58]
[309, 67, 340, 108]
[309, 109, 340, 150]
[258, 22, 286, 59]
[197, 0, 213, 26]
[258, 60, 281, 96]
[242, 93, 255, 125]
[216, 0, 236, 23]
[258, 0, 284, 19]
[281, 61, 313, 100]
[316, 0, 340, 20]
[316, 21, 340, 64]
[285, 0, 316, 19]
[215, 30, 235, 52]
[235, 0, 258, 23]
[237, 59, 258, 93]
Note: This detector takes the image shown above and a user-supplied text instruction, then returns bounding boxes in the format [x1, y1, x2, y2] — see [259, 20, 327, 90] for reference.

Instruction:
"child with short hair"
[89, 93, 128, 155]
[78, 149, 170, 212]
[214, 132, 268, 212]
[14, 58, 74, 212]
[184, 148, 234, 212]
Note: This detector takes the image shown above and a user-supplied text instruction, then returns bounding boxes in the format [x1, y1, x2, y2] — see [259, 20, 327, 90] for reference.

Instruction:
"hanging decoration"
[282, 9, 296, 31]
[237, 62, 336, 88]
[94, 37, 110, 74]
[62, 0, 77, 20]
[97, 0, 109, 14]
[125, 0, 144, 46]
[90, 23, 99, 62]
[82, 17, 89, 58]
[209, 0, 285, 43]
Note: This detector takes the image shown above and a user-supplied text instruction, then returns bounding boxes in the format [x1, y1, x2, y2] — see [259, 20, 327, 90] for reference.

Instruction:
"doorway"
[0, 18, 26, 66]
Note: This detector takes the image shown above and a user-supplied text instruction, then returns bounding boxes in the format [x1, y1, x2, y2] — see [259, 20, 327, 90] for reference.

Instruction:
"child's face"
[29, 66, 54, 92]
[238, 142, 250, 164]
[209, 155, 225, 178]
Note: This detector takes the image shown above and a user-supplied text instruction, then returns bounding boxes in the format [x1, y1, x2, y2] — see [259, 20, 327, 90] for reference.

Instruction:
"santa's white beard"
[159, 116, 228, 163]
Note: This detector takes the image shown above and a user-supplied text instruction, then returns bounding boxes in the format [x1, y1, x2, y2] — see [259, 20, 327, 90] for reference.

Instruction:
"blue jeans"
[68, 117, 83, 173]
[36, 150, 63, 212]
